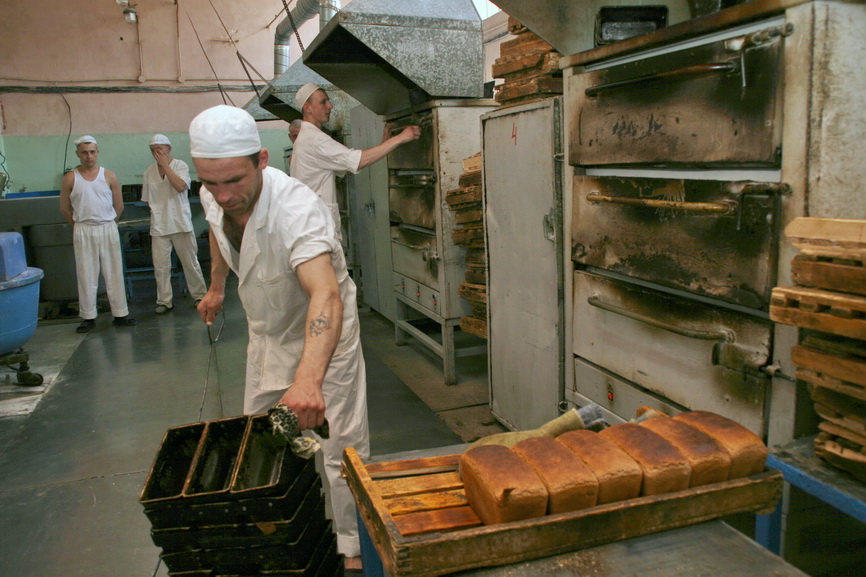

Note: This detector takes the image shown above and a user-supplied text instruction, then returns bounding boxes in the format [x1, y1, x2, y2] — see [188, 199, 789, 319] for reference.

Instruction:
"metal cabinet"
[482, 98, 565, 431]
[386, 100, 496, 385]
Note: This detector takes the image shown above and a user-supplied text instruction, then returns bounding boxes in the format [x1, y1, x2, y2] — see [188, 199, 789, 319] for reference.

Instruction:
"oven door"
[572, 270, 772, 434]
[572, 175, 784, 311]
[568, 21, 787, 167]
[385, 112, 434, 170]
[389, 172, 437, 229]
[390, 226, 439, 290]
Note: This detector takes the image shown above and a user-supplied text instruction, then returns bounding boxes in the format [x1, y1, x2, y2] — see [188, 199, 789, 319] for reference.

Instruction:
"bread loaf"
[512, 437, 599, 514]
[459, 444, 548, 524]
[599, 423, 692, 495]
[557, 430, 642, 504]
[640, 415, 732, 486]
[673, 411, 768, 478]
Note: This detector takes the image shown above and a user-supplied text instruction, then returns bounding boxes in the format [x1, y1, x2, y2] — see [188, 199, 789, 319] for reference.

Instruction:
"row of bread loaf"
[459, 410, 769, 525]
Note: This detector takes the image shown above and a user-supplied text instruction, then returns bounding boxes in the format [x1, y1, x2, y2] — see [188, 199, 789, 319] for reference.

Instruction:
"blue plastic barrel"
[0, 267, 44, 355]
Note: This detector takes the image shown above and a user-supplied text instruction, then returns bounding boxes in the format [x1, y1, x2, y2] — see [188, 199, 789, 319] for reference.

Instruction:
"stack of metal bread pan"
[139, 414, 342, 577]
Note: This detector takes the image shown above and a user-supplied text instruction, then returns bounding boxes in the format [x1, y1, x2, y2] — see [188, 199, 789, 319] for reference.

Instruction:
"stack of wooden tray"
[446, 153, 487, 339]
[770, 217, 866, 482]
[492, 16, 563, 107]
[140, 415, 342, 577]
[343, 447, 782, 577]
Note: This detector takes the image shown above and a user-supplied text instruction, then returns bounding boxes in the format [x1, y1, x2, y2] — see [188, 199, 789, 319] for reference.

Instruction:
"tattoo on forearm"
[310, 314, 330, 337]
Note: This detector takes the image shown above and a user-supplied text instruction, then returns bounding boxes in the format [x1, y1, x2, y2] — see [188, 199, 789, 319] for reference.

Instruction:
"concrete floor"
[0, 275, 505, 577]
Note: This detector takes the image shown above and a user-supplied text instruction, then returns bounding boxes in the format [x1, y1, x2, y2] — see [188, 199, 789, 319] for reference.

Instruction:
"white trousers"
[244, 336, 370, 558]
[151, 231, 207, 306]
[73, 221, 129, 319]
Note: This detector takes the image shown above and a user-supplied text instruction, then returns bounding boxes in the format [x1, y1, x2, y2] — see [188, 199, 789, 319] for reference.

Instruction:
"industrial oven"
[488, 0, 866, 444]
[386, 100, 497, 385]
[560, 0, 866, 442]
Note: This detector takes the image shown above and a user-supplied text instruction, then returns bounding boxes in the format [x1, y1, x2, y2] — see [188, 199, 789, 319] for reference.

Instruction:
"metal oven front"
[566, 16, 793, 435]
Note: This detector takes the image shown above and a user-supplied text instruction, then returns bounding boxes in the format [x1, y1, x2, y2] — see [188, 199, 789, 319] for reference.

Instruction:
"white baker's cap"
[189, 105, 261, 159]
[74, 135, 97, 146]
[294, 82, 321, 111]
[149, 134, 171, 146]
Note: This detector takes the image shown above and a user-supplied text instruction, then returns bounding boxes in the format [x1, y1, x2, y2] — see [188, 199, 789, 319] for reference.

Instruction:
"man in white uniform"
[190, 105, 369, 573]
[290, 82, 422, 239]
[141, 134, 207, 314]
[60, 135, 137, 333]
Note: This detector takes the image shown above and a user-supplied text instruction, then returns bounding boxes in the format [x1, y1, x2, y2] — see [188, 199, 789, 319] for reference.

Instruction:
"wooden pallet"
[494, 75, 563, 103]
[793, 345, 866, 389]
[770, 286, 866, 340]
[815, 433, 866, 483]
[792, 254, 866, 296]
[785, 217, 866, 259]
[493, 51, 561, 80]
[343, 449, 783, 577]
[460, 316, 487, 339]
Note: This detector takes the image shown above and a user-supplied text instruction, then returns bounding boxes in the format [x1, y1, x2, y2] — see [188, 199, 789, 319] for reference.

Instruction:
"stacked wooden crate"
[492, 16, 562, 107]
[447, 153, 487, 339]
[770, 218, 866, 483]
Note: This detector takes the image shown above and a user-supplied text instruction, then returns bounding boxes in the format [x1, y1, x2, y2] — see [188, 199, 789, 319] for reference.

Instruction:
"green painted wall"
[2, 129, 291, 194]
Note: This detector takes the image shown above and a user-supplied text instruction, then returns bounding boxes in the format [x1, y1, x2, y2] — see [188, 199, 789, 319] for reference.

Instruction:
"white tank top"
[71, 167, 116, 225]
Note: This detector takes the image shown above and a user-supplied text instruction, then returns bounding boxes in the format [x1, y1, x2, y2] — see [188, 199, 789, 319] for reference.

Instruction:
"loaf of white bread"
[459, 410, 767, 525]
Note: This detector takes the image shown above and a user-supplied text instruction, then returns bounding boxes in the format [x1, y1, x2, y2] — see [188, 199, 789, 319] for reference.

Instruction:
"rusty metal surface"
[572, 175, 781, 310]
[572, 271, 771, 435]
[561, 0, 808, 66]
[489, 0, 692, 56]
[569, 26, 785, 168]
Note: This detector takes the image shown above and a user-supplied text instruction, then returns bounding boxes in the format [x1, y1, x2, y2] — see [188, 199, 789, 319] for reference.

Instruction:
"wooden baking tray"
[343, 448, 783, 577]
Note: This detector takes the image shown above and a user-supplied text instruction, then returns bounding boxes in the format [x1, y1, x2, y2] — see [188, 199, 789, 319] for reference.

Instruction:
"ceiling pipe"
[274, 0, 340, 76]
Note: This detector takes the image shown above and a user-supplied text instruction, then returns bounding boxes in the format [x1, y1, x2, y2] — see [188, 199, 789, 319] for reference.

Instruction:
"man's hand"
[399, 125, 422, 143]
[197, 289, 225, 326]
[278, 382, 326, 431]
[152, 147, 170, 169]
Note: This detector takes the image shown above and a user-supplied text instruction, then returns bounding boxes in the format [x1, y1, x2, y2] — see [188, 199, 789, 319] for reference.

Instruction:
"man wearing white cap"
[60, 135, 137, 333]
[290, 82, 421, 241]
[190, 105, 369, 572]
[141, 134, 207, 314]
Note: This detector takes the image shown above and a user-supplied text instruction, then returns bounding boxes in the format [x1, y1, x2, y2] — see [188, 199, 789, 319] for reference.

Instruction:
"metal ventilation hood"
[248, 59, 359, 131]
[489, 0, 694, 56]
[302, 0, 484, 116]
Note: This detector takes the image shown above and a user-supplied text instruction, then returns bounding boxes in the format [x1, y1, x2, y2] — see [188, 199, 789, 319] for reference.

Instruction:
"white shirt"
[200, 166, 360, 391]
[71, 167, 116, 225]
[289, 121, 362, 231]
[141, 158, 193, 236]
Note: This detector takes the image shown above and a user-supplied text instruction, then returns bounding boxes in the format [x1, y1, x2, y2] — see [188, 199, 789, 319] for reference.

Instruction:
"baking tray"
[145, 458, 318, 530]
[161, 516, 333, 574]
[183, 416, 250, 503]
[152, 480, 324, 552]
[140, 422, 206, 508]
[215, 531, 340, 577]
[343, 448, 784, 577]
[230, 414, 308, 497]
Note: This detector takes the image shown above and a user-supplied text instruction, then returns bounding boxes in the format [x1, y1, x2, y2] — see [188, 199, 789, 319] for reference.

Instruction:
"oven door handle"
[587, 192, 737, 215]
[587, 295, 769, 374]
[585, 61, 738, 98]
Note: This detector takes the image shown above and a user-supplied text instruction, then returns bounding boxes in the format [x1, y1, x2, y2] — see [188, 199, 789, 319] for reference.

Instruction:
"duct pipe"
[274, 0, 339, 76]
